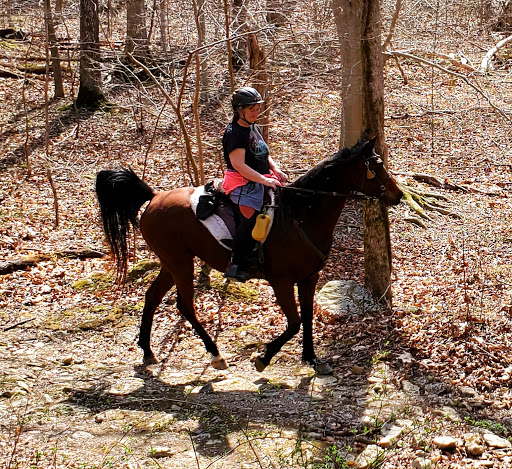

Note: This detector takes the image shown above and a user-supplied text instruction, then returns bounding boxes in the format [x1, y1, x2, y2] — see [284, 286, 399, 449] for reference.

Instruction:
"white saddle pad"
[190, 185, 276, 251]
[190, 186, 233, 250]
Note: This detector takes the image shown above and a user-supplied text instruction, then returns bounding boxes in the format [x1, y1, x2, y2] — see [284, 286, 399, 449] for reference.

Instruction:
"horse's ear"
[368, 135, 378, 150]
[358, 129, 372, 144]
[360, 135, 378, 155]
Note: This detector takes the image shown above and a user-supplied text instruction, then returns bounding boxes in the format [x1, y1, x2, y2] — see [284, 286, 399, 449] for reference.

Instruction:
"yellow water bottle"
[252, 213, 271, 242]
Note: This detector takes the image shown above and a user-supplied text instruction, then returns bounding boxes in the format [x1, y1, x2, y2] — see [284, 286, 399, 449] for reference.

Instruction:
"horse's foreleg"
[255, 281, 301, 372]
[175, 274, 228, 370]
[138, 269, 175, 365]
[297, 274, 332, 375]
[297, 274, 318, 365]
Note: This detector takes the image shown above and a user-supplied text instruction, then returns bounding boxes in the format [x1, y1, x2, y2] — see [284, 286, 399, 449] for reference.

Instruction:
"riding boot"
[224, 211, 258, 282]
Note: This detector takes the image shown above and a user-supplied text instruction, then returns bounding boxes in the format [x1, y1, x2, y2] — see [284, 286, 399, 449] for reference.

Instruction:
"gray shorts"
[229, 182, 264, 210]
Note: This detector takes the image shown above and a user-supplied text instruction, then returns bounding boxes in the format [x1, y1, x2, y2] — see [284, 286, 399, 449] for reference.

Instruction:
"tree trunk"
[126, 0, 149, 59]
[44, 0, 64, 98]
[159, 0, 168, 55]
[248, 33, 270, 142]
[361, 0, 393, 303]
[76, 0, 105, 108]
[231, 0, 248, 70]
[223, 0, 234, 92]
[266, 0, 287, 26]
[332, 0, 363, 148]
[6, 0, 13, 28]
[333, 0, 394, 303]
[193, 0, 209, 100]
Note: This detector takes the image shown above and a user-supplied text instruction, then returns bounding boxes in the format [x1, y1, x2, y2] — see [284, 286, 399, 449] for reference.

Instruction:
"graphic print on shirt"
[249, 129, 269, 163]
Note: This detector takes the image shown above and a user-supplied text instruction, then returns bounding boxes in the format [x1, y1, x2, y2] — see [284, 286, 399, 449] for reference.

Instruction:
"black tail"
[95, 168, 155, 281]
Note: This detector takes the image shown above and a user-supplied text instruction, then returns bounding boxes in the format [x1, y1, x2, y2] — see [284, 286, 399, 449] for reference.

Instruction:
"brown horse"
[95, 133, 403, 374]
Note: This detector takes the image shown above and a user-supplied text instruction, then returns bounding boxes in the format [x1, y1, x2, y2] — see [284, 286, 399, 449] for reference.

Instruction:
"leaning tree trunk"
[76, 0, 105, 108]
[361, 0, 393, 303]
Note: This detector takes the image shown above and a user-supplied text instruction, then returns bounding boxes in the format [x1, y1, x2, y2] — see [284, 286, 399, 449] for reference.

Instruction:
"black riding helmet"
[231, 87, 264, 111]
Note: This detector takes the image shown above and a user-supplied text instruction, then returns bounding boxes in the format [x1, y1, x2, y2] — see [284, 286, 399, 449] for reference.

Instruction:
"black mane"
[278, 146, 360, 220]
[291, 147, 353, 191]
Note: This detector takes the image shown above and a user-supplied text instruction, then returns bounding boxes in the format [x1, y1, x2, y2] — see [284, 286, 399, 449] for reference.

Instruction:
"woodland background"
[1, 0, 512, 468]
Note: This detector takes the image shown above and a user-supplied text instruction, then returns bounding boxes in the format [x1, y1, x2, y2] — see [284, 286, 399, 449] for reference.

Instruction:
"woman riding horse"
[95, 132, 403, 374]
[222, 87, 287, 282]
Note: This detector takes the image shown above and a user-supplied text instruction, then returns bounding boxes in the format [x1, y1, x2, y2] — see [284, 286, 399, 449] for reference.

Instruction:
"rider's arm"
[229, 148, 279, 188]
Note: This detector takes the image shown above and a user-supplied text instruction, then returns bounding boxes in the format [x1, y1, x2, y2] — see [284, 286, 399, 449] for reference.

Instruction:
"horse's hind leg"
[138, 268, 175, 365]
[174, 261, 228, 370]
[255, 280, 301, 372]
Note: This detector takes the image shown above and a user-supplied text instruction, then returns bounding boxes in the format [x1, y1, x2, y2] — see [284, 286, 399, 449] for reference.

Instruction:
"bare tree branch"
[383, 0, 403, 51]
[386, 50, 512, 125]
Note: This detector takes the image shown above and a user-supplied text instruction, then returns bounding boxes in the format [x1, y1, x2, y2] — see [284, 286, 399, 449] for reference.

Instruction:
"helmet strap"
[239, 114, 256, 126]
[235, 107, 256, 126]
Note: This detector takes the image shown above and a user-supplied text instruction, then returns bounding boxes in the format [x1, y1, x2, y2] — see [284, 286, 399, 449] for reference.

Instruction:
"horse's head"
[352, 134, 403, 206]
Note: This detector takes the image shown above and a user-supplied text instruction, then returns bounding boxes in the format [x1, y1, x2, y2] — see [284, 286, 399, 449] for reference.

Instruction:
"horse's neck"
[285, 164, 355, 250]
[291, 195, 347, 249]
[292, 167, 354, 229]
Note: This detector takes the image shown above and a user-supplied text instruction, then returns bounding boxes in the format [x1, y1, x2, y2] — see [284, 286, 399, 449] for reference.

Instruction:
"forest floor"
[2, 19, 512, 469]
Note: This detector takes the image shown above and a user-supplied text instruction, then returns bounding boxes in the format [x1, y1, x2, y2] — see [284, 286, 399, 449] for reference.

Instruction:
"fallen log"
[481, 33, 512, 73]
[0, 248, 107, 275]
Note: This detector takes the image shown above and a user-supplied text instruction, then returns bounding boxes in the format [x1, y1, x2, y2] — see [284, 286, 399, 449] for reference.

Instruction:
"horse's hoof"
[211, 354, 229, 370]
[254, 356, 267, 373]
[315, 362, 333, 375]
[143, 355, 159, 366]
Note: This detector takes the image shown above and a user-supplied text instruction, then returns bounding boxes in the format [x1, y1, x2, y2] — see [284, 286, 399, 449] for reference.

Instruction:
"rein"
[278, 185, 373, 200]
[278, 155, 391, 200]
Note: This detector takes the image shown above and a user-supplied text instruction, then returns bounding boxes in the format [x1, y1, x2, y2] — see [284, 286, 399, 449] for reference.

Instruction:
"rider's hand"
[273, 169, 288, 184]
[262, 177, 280, 189]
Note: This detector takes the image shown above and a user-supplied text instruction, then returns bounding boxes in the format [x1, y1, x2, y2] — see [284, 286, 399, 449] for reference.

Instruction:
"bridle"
[361, 154, 392, 199]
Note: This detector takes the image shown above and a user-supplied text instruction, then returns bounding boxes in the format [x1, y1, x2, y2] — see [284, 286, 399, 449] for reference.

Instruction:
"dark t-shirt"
[222, 121, 270, 175]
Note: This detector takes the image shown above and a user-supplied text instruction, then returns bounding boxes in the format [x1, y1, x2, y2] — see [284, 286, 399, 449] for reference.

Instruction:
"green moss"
[72, 272, 113, 291]
[58, 102, 75, 112]
[40, 305, 137, 332]
[128, 259, 160, 282]
[77, 308, 124, 330]
[208, 271, 260, 301]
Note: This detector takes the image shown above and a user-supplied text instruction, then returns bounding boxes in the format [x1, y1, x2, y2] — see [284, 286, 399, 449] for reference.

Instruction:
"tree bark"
[361, 0, 392, 303]
[44, 0, 64, 98]
[76, 0, 105, 108]
[231, 0, 248, 70]
[6, 0, 13, 28]
[193, 0, 209, 100]
[333, 0, 394, 303]
[248, 33, 270, 142]
[224, 0, 234, 92]
[332, 0, 364, 149]
[159, 0, 168, 55]
[0, 249, 107, 275]
[125, 0, 149, 59]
